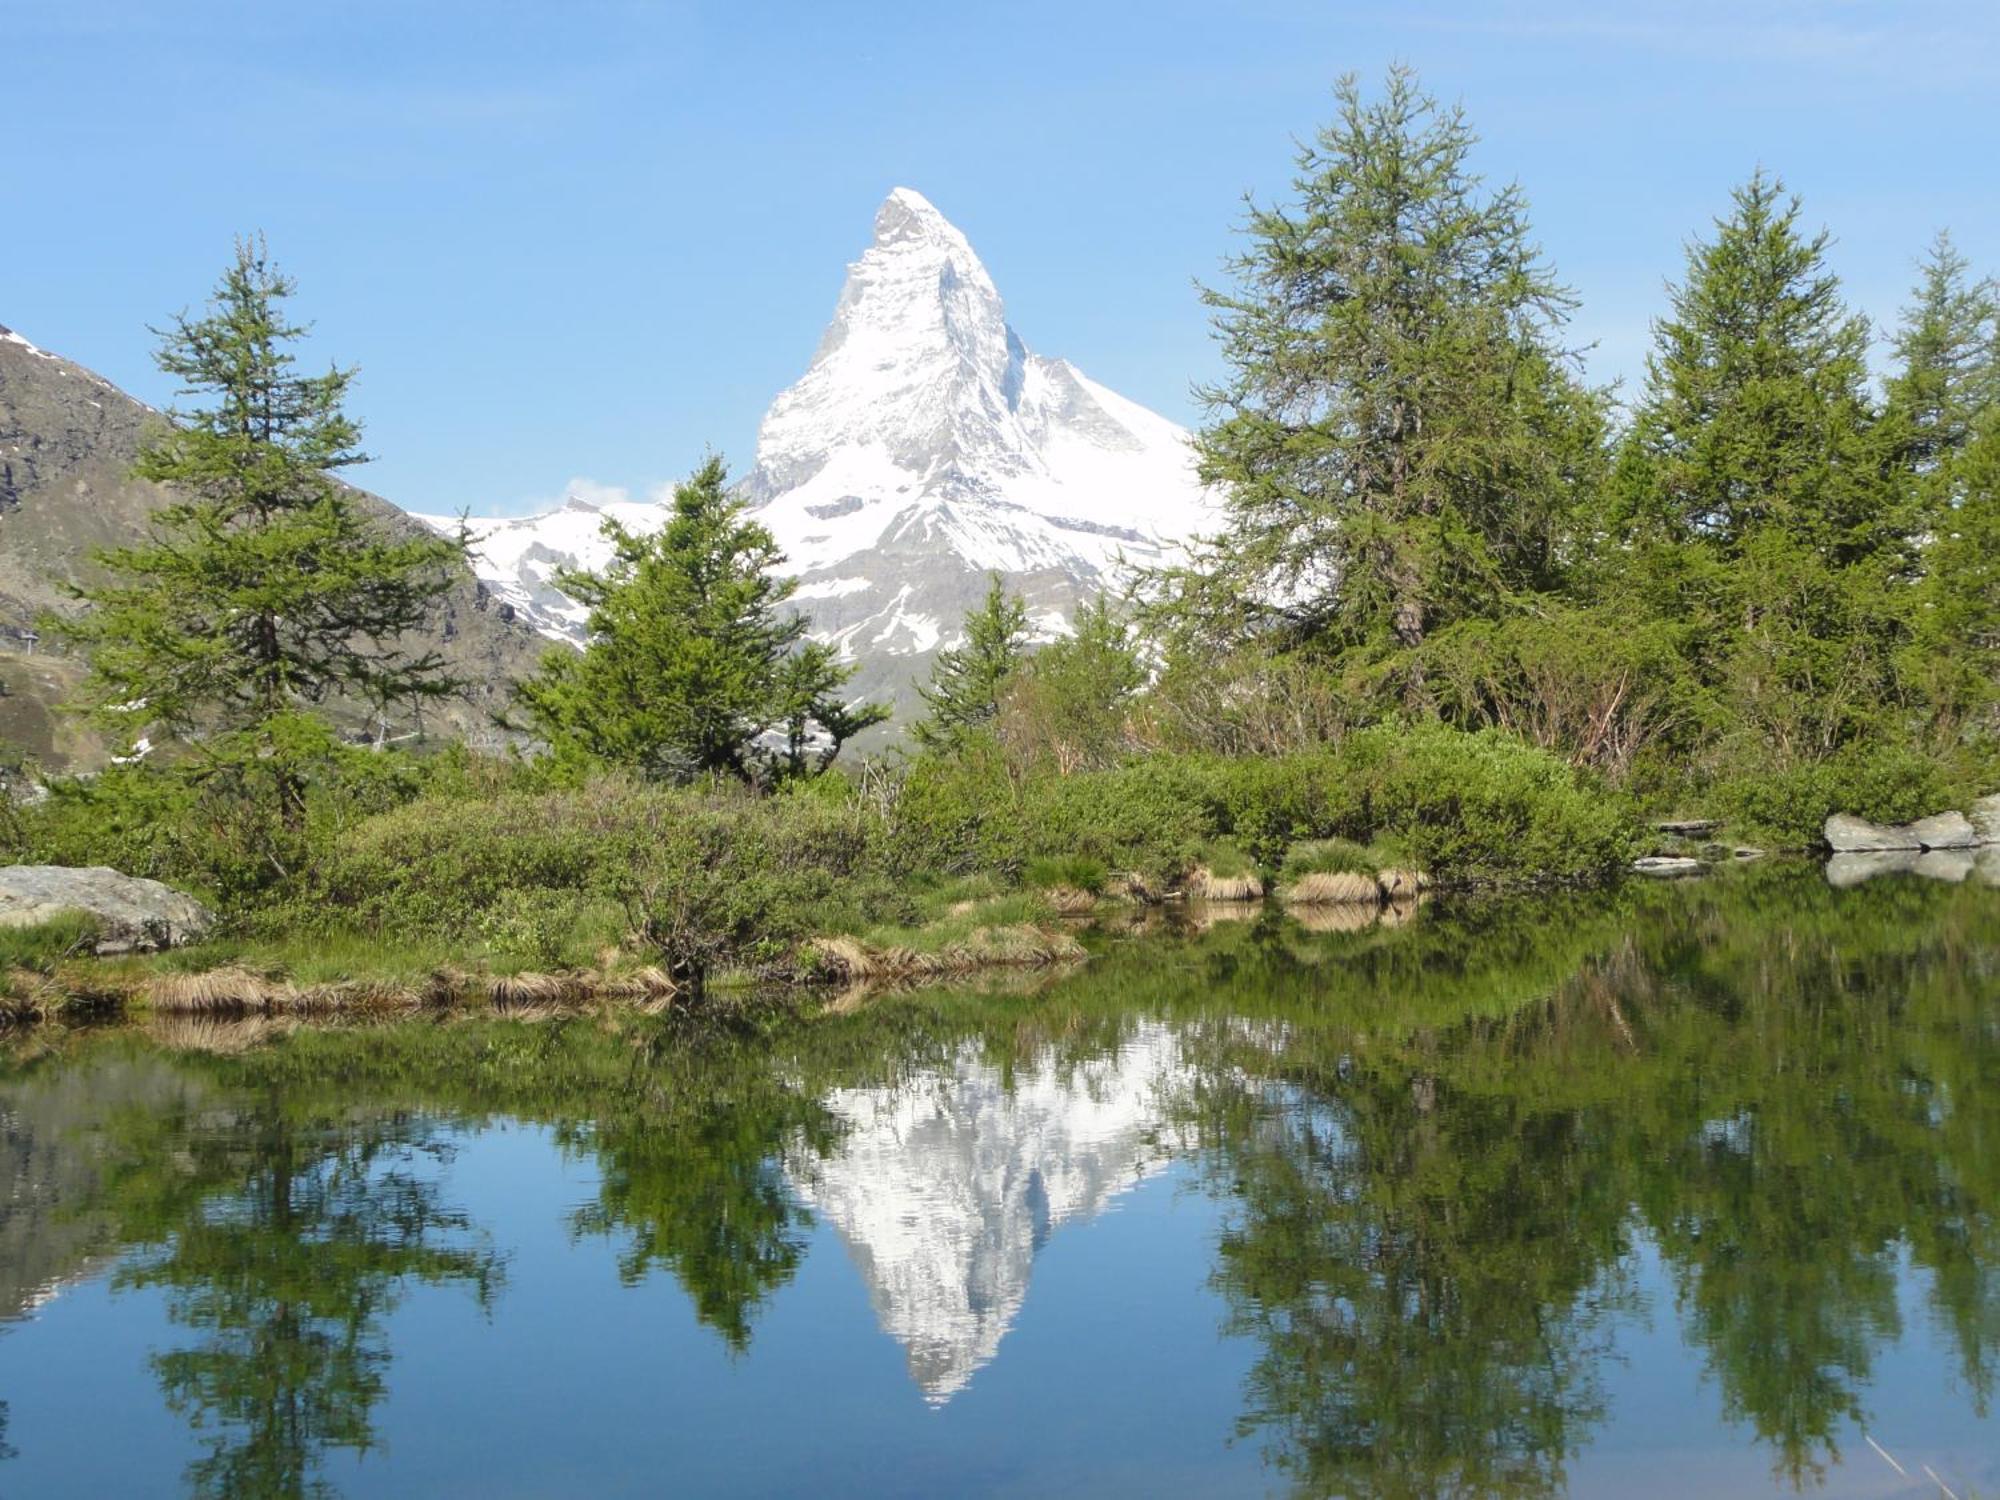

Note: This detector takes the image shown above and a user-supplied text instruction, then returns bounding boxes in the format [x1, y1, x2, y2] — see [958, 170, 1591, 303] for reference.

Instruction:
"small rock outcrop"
[0, 865, 212, 953]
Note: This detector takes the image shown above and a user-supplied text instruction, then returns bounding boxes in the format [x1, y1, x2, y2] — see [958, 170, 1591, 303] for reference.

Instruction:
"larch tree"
[1156, 66, 1605, 679]
[52, 237, 469, 826]
[1609, 174, 1912, 761]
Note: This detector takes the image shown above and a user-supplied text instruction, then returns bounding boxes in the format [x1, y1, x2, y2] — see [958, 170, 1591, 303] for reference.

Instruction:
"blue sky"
[9, 1, 1998, 517]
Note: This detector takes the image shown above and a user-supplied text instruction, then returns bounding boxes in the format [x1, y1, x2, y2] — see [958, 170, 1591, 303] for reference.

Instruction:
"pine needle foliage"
[1154, 66, 1606, 670]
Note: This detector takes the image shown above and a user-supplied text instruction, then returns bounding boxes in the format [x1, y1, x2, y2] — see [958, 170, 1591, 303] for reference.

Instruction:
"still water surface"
[2, 866, 1997, 1497]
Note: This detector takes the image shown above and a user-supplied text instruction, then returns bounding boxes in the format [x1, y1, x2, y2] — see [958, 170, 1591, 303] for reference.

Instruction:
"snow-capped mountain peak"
[419, 188, 1217, 707]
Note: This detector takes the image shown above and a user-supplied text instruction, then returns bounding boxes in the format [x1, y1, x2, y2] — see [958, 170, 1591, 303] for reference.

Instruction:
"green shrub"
[1021, 763, 1214, 888]
[886, 734, 1026, 877]
[1329, 724, 1640, 881]
[1722, 740, 1963, 846]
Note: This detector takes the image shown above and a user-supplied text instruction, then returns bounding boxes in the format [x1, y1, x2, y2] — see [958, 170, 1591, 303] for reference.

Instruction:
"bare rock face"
[0, 864, 211, 952]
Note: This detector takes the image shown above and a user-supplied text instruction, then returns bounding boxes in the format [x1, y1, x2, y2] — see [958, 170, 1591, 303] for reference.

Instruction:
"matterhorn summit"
[425, 188, 1215, 707]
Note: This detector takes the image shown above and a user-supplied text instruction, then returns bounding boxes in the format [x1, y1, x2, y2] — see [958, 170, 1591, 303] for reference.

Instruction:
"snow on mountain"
[784, 1024, 1191, 1405]
[418, 188, 1217, 700]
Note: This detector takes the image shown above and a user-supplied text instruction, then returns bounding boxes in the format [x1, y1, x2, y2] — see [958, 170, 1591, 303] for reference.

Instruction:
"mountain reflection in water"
[786, 1022, 1190, 1403]
[1, 864, 1997, 1499]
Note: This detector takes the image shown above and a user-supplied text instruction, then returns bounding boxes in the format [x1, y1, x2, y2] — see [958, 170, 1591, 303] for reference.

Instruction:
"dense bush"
[1719, 741, 1967, 847]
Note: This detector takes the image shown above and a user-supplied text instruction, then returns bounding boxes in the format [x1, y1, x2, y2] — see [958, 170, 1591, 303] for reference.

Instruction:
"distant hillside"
[0, 324, 548, 770]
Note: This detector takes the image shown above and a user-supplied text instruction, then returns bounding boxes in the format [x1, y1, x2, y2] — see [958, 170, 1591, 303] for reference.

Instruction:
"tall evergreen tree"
[911, 574, 1030, 753]
[515, 457, 880, 780]
[1159, 66, 1604, 669]
[51, 238, 468, 821]
[1610, 175, 1911, 762]
[1611, 172, 1887, 563]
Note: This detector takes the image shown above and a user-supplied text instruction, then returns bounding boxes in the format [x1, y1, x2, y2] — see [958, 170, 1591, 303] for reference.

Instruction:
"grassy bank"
[0, 721, 1657, 1016]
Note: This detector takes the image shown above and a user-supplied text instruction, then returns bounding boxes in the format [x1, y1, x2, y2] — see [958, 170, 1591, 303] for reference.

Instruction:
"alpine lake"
[2, 861, 1997, 1498]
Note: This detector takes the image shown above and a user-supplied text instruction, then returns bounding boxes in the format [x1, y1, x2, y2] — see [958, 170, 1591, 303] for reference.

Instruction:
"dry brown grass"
[1281, 871, 1384, 907]
[1378, 868, 1425, 899]
[1193, 868, 1265, 902]
[144, 966, 288, 1013]
[1044, 886, 1099, 916]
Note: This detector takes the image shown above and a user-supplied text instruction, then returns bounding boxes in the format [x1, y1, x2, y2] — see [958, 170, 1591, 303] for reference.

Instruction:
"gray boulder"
[1908, 811, 1979, 849]
[1824, 810, 1979, 852]
[1970, 793, 2000, 845]
[1824, 814, 1921, 852]
[0, 865, 212, 953]
[1633, 856, 1704, 878]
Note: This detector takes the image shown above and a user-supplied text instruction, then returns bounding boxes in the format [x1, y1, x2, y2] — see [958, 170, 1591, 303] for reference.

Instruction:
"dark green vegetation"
[4, 868, 1997, 1495]
[2, 67, 1995, 992]
[1142, 68, 1998, 845]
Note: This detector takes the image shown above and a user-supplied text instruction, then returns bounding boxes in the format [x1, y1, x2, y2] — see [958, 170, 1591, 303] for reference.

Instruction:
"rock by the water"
[1633, 856, 1704, 878]
[1824, 811, 1978, 852]
[1970, 793, 2000, 845]
[0, 865, 211, 953]
[1654, 820, 1720, 837]
[1824, 814, 1921, 852]
[1908, 811, 1979, 849]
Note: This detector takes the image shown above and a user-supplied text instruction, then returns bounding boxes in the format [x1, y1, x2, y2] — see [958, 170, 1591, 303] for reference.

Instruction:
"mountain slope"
[0, 324, 546, 769]
[431, 188, 1216, 711]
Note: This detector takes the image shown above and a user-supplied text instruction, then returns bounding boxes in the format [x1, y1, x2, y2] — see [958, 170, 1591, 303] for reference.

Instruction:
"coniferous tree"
[515, 456, 880, 780]
[51, 238, 468, 824]
[1159, 67, 1605, 673]
[1884, 232, 1999, 481]
[911, 574, 1030, 753]
[1609, 175, 1911, 762]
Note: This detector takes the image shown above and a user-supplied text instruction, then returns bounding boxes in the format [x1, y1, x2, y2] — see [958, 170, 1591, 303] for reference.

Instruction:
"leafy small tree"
[1156, 66, 1605, 675]
[911, 573, 1030, 753]
[515, 456, 881, 781]
[50, 237, 468, 838]
[1000, 595, 1145, 773]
